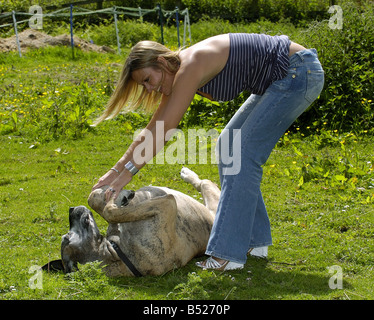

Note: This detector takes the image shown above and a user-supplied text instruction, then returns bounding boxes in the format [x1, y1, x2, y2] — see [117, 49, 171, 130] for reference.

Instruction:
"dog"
[43, 167, 221, 277]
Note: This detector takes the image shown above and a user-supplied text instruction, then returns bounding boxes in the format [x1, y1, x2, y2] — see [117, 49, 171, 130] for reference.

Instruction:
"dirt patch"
[0, 29, 115, 53]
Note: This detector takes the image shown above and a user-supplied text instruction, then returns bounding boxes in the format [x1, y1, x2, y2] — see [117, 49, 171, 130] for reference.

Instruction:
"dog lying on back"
[43, 168, 220, 276]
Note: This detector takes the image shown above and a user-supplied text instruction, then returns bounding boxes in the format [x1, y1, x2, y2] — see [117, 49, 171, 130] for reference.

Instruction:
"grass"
[1, 124, 373, 300]
[0, 46, 373, 301]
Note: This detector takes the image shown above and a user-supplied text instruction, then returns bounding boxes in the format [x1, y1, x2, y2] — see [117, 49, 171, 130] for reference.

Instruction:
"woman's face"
[131, 62, 174, 96]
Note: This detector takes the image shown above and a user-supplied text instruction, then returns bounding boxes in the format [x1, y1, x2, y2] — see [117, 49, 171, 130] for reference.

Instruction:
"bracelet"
[110, 167, 120, 174]
[124, 161, 139, 176]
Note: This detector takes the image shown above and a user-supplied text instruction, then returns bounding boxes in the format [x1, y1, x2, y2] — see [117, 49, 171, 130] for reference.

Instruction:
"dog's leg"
[180, 167, 220, 216]
[102, 194, 176, 224]
[200, 180, 220, 216]
[180, 167, 202, 191]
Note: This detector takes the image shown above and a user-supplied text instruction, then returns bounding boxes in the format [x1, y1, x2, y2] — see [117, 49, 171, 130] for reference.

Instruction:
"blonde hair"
[93, 41, 181, 125]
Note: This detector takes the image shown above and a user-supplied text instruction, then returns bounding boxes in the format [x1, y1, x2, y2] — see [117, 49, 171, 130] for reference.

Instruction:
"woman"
[92, 33, 324, 271]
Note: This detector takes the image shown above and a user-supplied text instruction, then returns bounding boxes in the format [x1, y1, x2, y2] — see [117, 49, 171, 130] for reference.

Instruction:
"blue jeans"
[206, 49, 325, 264]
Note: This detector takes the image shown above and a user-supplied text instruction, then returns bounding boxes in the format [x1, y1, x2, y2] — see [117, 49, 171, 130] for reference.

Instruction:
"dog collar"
[109, 240, 142, 277]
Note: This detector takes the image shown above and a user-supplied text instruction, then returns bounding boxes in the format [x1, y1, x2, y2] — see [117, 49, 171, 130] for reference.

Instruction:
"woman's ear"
[157, 56, 167, 66]
[157, 56, 174, 74]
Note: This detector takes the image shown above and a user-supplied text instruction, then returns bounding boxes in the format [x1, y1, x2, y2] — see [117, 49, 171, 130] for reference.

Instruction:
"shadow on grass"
[105, 256, 350, 300]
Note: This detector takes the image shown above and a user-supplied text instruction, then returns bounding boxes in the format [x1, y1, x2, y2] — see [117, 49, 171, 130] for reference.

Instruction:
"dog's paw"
[180, 167, 201, 185]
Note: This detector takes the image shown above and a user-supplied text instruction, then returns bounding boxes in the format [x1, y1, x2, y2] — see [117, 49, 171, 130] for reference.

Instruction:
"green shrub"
[74, 16, 299, 50]
[185, 2, 374, 134]
[295, 1, 374, 132]
[189, 17, 299, 44]
[181, 0, 330, 25]
[0, 72, 105, 141]
[78, 20, 160, 48]
[0, 0, 334, 25]
[21, 81, 102, 141]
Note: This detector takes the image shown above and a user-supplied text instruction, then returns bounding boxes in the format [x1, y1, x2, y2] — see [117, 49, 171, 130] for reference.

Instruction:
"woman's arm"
[93, 55, 204, 201]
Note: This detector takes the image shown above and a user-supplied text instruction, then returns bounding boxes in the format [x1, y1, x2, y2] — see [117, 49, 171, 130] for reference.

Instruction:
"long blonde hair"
[93, 41, 181, 125]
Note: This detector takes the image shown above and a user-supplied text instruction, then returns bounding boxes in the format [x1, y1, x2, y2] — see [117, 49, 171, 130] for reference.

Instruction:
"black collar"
[109, 240, 142, 277]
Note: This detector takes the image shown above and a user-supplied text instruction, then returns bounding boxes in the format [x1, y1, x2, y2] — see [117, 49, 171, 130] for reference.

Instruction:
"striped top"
[198, 33, 291, 101]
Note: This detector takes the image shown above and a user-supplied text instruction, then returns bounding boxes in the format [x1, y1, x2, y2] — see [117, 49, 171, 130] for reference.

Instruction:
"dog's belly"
[145, 187, 214, 245]
[106, 186, 214, 274]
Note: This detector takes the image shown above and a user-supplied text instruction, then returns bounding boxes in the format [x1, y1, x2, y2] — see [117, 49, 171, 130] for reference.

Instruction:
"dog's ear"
[62, 258, 78, 273]
[41, 259, 65, 273]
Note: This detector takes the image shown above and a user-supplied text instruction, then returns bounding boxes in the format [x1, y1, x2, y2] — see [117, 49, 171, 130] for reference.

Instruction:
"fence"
[0, 5, 191, 58]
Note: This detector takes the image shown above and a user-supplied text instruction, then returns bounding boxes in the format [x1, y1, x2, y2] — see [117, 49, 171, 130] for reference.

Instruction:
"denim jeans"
[206, 49, 325, 264]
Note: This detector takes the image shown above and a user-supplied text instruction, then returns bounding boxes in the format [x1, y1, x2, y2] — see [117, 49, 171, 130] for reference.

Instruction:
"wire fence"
[0, 5, 192, 57]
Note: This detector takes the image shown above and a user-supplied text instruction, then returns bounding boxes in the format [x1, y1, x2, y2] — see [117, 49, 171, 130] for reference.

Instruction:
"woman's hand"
[92, 169, 119, 192]
[92, 169, 133, 202]
[104, 170, 133, 202]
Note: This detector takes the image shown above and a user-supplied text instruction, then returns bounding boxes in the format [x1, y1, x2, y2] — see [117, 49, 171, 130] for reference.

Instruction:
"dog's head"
[42, 206, 103, 273]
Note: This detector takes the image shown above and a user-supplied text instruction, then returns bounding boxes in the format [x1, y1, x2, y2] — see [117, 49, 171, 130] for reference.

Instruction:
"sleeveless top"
[197, 33, 291, 101]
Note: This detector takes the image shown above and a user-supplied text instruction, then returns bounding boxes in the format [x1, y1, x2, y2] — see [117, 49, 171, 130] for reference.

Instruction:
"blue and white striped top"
[198, 33, 291, 101]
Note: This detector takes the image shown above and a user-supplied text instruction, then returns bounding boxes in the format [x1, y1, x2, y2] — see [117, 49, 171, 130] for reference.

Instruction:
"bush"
[0, 62, 109, 142]
[74, 16, 299, 50]
[295, 1, 374, 132]
[18, 81, 102, 141]
[0, 0, 333, 25]
[190, 17, 299, 44]
[185, 2, 374, 134]
[181, 0, 330, 25]
[81, 20, 161, 48]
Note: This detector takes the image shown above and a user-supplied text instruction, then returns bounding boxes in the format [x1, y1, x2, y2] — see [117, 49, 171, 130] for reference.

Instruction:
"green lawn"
[0, 47, 373, 300]
[1, 124, 373, 300]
